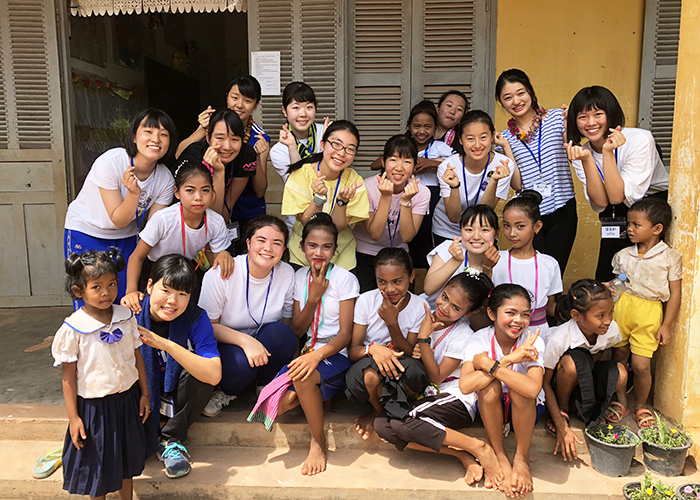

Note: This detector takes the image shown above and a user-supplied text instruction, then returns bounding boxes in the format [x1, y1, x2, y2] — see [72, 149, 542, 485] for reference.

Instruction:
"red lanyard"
[180, 204, 207, 270]
[508, 251, 538, 307]
[490, 333, 518, 423]
[431, 322, 457, 354]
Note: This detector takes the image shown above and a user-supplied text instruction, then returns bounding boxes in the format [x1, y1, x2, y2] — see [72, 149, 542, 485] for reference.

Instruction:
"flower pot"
[585, 425, 640, 477]
[677, 483, 700, 499]
[623, 482, 641, 500]
[638, 428, 692, 477]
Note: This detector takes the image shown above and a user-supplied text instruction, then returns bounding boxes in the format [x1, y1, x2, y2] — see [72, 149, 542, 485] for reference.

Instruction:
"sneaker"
[202, 390, 236, 417]
[160, 440, 191, 479]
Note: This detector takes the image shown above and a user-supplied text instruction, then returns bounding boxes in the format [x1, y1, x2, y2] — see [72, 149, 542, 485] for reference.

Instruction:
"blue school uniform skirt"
[278, 352, 352, 401]
[62, 383, 157, 497]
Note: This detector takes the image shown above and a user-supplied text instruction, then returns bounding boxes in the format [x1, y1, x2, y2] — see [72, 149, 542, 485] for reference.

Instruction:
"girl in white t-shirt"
[122, 160, 235, 313]
[353, 134, 431, 292]
[492, 191, 563, 340]
[375, 273, 505, 489]
[544, 279, 626, 462]
[460, 284, 545, 498]
[436, 110, 515, 241]
[345, 248, 429, 440]
[250, 213, 359, 476]
[565, 85, 669, 281]
[64, 109, 177, 308]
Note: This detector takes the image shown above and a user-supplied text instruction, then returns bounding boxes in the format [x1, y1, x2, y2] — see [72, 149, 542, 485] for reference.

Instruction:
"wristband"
[488, 360, 500, 375]
[336, 198, 349, 207]
[450, 183, 461, 189]
[364, 342, 375, 357]
[416, 337, 431, 345]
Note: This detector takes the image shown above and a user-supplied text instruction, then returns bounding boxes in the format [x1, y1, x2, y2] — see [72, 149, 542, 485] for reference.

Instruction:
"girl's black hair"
[246, 214, 289, 248]
[288, 120, 360, 173]
[173, 159, 213, 190]
[207, 109, 245, 141]
[495, 69, 540, 112]
[148, 254, 197, 296]
[226, 75, 262, 104]
[488, 283, 532, 312]
[374, 247, 413, 275]
[504, 189, 542, 223]
[124, 108, 179, 165]
[453, 110, 496, 156]
[406, 100, 438, 129]
[555, 278, 612, 323]
[381, 134, 418, 172]
[460, 204, 500, 232]
[444, 271, 494, 313]
[301, 212, 338, 247]
[64, 248, 126, 300]
[566, 86, 626, 145]
[282, 81, 318, 108]
[438, 90, 470, 111]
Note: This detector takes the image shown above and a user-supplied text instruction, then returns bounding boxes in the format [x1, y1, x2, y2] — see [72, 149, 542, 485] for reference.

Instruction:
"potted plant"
[638, 412, 692, 477]
[677, 484, 700, 500]
[585, 423, 640, 477]
[623, 472, 677, 499]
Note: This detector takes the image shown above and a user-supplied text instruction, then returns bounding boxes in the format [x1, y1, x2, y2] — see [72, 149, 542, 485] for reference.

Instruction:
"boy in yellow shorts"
[611, 197, 681, 428]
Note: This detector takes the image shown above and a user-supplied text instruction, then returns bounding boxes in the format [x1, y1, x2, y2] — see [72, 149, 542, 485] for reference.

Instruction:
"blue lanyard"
[461, 153, 490, 207]
[317, 162, 343, 212]
[593, 149, 618, 182]
[388, 208, 401, 246]
[131, 157, 152, 231]
[422, 139, 435, 158]
[245, 257, 274, 336]
[521, 124, 543, 177]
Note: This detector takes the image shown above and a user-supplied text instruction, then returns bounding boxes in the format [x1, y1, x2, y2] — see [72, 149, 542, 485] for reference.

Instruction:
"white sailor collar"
[63, 304, 134, 334]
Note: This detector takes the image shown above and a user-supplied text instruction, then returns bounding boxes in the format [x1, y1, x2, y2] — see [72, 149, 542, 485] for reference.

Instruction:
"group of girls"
[53, 65, 671, 499]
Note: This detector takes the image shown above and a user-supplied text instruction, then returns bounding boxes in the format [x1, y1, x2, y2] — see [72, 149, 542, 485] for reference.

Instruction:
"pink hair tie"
[201, 160, 213, 175]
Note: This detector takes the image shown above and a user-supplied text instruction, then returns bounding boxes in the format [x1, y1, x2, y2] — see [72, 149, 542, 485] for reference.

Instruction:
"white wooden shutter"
[638, 0, 681, 168]
[0, 0, 69, 306]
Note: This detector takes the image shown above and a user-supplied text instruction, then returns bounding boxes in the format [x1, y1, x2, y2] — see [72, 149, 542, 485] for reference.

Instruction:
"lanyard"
[223, 164, 236, 219]
[388, 208, 401, 246]
[508, 251, 538, 307]
[462, 153, 490, 207]
[490, 333, 518, 423]
[422, 139, 435, 158]
[593, 149, 618, 182]
[303, 264, 333, 350]
[180, 204, 207, 270]
[292, 123, 316, 158]
[317, 162, 343, 212]
[131, 157, 152, 231]
[520, 124, 543, 177]
[431, 322, 458, 355]
[245, 257, 274, 336]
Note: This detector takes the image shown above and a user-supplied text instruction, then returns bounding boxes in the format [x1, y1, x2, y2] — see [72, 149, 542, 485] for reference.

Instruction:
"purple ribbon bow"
[100, 328, 123, 344]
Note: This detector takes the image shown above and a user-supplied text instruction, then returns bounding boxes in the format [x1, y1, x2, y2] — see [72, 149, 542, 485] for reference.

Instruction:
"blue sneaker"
[160, 440, 191, 478]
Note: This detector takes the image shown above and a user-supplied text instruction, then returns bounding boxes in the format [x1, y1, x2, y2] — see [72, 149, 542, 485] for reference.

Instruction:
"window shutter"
[638, 0, 681, 167]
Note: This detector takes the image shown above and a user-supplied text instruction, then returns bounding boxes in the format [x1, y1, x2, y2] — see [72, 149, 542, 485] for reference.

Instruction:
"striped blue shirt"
[501, 109, 575, 215]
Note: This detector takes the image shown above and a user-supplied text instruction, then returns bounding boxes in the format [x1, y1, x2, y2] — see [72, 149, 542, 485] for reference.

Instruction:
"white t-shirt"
[417, 139, 454, 186]
[198, 254, 295, 336]
[353, 174, 431, 255]
[294, 264, 360, 357]
[543, 319, 622, 370]
[433, 152, 513, 239]
[353, 290, 427, 346]
[463, 325, 546, 405]
[491, 251, 562, 339]
[270, 123, 325, 182]
[139, 203, 230, 261]
[430, 318, 477, 417]
[571, 127, 669, 213]
[64, 148, 174, 239]
[420, 239, 466, 309]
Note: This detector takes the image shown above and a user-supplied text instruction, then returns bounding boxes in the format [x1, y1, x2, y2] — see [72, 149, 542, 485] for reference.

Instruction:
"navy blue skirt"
[62, 383, 158, 497]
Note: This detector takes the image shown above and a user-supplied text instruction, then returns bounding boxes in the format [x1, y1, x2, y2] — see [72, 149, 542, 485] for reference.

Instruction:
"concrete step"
[2, 440, 699, 500]
[0, 404, 590, 456]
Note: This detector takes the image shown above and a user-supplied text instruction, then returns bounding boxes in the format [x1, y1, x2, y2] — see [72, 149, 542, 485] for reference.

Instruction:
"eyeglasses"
[327, 139, 358, 156]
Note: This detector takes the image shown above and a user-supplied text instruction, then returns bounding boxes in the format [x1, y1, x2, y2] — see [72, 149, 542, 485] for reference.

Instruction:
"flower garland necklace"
[507, 107, 546, 144]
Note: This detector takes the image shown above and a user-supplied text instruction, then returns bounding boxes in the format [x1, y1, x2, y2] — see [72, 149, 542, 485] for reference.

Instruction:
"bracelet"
[450, 182, 461, 189]
[364, 342, 375, 357]
[141, 393, 150, 398]
[488, 360, 500, 376]
[416, 337, 431, 345]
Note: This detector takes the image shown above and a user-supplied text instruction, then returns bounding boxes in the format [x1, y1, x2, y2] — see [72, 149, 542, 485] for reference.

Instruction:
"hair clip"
[201, 160, 214, 176]
[173, 160, 187, 177]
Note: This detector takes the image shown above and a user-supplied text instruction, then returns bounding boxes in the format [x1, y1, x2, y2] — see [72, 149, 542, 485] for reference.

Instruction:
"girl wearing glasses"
[282, 120, 369, 271]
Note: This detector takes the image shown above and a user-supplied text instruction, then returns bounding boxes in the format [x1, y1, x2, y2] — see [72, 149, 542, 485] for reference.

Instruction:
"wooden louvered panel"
[0, 17, 8, 149]
[423, 0, 475, 71]
[8, 0, 52, 149]
[650, 78, 675, 164]
[300, 0, 337, 120]
[423, 85, 473, 110]
[354, 1, 404, 72]
[352, 87, 404, 169]
[655, 0, 681, 66]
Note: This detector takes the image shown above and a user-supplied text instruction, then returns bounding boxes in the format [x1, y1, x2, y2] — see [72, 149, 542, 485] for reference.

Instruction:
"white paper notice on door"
[251, 51, 281, 96]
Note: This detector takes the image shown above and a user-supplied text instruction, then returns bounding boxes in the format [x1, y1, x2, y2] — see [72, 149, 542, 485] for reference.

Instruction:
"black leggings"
[533, 197, 578, 277]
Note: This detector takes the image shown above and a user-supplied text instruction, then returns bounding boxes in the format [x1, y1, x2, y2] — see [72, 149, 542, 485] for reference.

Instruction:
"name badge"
[160, 394, 175, 418]
[226, 221, 240, 243]
[600, 217, 627, 239]
[533, 182, 552, 197]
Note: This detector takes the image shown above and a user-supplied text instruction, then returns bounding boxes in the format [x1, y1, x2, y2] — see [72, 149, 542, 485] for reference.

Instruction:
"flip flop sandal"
[634, 408, 656, 429]
[604, 401, 631, 424]
[32, 446, 63, 479]
[545, 411, 569, 437]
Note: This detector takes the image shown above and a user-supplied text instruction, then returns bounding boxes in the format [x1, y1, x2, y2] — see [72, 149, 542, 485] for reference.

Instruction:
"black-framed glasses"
[327, 139, 358, 156]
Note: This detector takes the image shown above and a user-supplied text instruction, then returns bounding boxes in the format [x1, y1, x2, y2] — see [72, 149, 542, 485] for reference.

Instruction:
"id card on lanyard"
[595, 150, 626, 239]
[131, 158, 153, 233]
[222, 168, 241, 243]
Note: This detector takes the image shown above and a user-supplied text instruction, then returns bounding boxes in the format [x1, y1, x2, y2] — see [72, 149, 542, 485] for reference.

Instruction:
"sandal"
[634, 408, 656, 429]
[604, 401, 631, 424]
[32, 446, 63, 479]
[545, 411, 569, 437]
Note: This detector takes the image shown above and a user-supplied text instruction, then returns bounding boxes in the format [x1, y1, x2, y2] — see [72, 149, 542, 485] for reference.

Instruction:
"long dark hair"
[288, 120, 360, 173]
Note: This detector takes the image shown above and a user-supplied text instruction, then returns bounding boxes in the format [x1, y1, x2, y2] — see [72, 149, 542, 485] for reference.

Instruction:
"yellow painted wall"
[495, 0, 645, 290]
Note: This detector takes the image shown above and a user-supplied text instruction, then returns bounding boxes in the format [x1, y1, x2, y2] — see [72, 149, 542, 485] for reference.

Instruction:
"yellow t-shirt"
[282, 163, 369, 270]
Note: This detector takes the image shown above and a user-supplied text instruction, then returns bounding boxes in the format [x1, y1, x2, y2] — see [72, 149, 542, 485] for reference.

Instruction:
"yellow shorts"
[613, 291, 663, 358]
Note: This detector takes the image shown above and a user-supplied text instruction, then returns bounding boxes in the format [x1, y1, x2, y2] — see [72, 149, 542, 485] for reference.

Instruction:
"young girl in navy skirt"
[52, 248, 154, 499]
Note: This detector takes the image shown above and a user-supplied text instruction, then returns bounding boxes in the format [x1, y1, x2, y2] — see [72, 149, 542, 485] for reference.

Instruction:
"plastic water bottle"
[610, 273, 628, 302]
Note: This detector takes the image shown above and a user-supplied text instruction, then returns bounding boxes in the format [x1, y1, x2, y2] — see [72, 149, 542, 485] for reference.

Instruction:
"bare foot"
[354, 411, 376, 440]
[465, 462, 484, 485]
[472, 441, 504, 490]
[495, 453, 514, 498]
[510, 456, 533, 498]
[300, 439, 327, 476]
